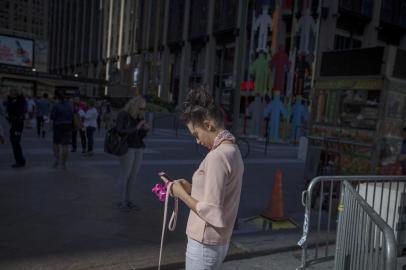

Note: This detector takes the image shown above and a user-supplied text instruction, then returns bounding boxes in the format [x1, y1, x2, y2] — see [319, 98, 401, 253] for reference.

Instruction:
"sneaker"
[52, 162, 59, 169]
[11, 163, 25, 168]
[83, 151, 93, 157]
[127, 201, 141, 211]
[117, 202, 131, 212]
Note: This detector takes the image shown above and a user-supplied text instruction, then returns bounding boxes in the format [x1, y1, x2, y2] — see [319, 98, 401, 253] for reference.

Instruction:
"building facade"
[45, 0, 406, 106]
[48, 0, 105, 96]
[0, 0, 48, 39]
[0, 0, 51, 97]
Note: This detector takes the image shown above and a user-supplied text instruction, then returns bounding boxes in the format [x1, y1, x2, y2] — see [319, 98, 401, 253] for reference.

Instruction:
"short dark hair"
[403, 127, 406, 133]
[181, 88, 224, 128]
[43, 93, 49, 99]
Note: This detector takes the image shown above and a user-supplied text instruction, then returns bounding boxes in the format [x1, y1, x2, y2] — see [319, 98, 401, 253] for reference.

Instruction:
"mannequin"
[269, 45, 289, 94]
[249, 52, 271, 96]
[253, 5, 273, 52]
[291, 95, 308, 142]
[264, 91, 287, 142]
[247, 94, 266, 138]
[296, 7, 316, 56]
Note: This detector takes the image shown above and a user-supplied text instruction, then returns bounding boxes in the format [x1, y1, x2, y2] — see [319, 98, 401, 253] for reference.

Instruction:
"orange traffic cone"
[262, 168, 286, 221]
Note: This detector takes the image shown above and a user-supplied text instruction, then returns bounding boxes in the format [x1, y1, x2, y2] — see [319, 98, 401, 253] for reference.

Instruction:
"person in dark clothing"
[71, 98, 87, 153]
[115, 96, 149, 211]
[6, 89, 27, 168]
[399, 127, 406, 175]
[35, 93, 51, 138]
[50, 93, 74, 170]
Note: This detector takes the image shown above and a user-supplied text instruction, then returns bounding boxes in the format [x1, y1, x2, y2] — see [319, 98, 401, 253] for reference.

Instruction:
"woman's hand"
[143, 123, 150, 130]
[136, 119, 146, 130]
[170, 179, 191, 197]
[166, 179, 197, 212]
[174, 179, 192, 194]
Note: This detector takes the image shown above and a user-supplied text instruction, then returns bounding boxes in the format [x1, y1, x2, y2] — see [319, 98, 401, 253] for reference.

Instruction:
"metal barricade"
[151, 112, 179, 137]
[334, 181, 397, 270]
[297, 176, 406, 270]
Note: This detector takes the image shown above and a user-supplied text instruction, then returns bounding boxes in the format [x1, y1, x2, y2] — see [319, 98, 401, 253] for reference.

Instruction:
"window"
[334, 34, 362, 50]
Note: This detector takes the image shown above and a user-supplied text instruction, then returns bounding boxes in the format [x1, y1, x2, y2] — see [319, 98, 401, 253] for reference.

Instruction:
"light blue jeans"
[185, 237, 229, 270]
[118, 148, 143, 204]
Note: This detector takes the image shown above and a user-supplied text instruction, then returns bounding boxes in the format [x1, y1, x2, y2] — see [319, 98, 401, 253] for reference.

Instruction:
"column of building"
[178, 0, 192, 105]
[159, 0, 171, 101]
[203, 0, 216, 97]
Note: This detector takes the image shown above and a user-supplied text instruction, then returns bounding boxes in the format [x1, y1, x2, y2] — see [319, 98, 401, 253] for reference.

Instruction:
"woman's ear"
[203, 119, 215, 132]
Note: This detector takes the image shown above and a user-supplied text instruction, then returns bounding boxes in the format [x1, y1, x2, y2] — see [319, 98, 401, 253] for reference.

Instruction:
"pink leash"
[158, 182, 178, 270]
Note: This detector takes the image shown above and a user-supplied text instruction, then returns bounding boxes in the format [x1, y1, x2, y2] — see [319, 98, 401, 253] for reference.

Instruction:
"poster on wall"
[0, 35, 34, 67]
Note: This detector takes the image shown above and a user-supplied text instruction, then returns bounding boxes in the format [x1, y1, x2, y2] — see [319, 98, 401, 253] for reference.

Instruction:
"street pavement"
[0, 124, 308, 269]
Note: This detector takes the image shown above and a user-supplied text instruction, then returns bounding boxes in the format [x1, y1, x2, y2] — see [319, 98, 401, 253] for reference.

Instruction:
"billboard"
[0, 35, 34, 67]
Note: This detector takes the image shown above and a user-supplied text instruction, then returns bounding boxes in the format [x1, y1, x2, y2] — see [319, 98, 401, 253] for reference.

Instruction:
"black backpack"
[104, 127, 128, 156]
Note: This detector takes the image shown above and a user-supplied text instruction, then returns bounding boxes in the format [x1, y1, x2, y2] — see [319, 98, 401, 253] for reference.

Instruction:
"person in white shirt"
[26, 96, 36, 129]
[83, 100, 98, 157]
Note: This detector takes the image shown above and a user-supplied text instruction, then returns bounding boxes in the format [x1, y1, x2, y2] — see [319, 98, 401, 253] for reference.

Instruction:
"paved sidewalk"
[0, 127, 307, 269]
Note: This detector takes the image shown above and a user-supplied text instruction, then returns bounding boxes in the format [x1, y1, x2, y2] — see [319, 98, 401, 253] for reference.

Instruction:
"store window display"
[253, 5, 273, 53]
[264, 91, 287, 142]
[291, 95, 308, 142]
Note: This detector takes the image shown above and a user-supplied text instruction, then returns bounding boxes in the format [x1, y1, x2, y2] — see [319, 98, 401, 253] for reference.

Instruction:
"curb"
[135, 243, 302, 270]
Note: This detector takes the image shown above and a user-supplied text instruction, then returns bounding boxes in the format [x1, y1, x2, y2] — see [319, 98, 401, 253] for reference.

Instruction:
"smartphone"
[158, 172, 174, 182]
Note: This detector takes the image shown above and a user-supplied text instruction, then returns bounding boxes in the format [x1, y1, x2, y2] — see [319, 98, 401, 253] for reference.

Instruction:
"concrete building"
[44, 0, 406, 110]
[0, 0, 48, 39]
[135, 0, 406, 127]
[134, 0, 250, 131]
[0, 0, 52, 96]
[48, 0, 105, 97]
[48, 0, 144, 97]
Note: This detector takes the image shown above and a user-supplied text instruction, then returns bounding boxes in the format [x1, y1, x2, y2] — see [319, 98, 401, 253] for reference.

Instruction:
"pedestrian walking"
[116, 96, 149, 211]
[50, 92, 74, 170]
[25, 95, 36, 129]
[35, 93, 51, 138]
[83, 99, 98, 157]
[0, 97, 6, 144]
[102, 102, 113, 130]
[163, 88, 244, 270]
[96, 101, 102, 133]
[399, 127, 406, 175]
[71, 98, 87, 153]
[6, 89, 27, 168]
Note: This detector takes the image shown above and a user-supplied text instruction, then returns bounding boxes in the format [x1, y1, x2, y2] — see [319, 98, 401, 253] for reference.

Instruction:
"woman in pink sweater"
[168, 88, 244, 269]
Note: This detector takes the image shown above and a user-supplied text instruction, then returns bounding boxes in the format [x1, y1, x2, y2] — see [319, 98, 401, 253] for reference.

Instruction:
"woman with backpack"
[115, 96, 149, 211]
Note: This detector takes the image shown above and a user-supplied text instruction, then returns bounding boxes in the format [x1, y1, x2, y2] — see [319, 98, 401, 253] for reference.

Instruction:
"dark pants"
[36, 116, 45, 137]
[86, 126, 96, 152]
[10, 120, 25, 165]
[72, 129, 86, 152]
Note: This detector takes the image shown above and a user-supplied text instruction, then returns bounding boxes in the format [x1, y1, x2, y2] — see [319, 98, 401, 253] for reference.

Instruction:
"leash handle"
[158, 182, 178, 270]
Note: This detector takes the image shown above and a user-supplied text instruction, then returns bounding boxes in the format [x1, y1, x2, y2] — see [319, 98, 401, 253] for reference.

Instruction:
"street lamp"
[74, 73, 79, 78]
[32, 68, 36, 72]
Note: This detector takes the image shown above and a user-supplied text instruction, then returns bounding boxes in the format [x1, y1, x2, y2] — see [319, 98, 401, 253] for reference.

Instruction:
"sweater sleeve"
[195, 151, 230, 228]
[115, 111, 139, 135]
